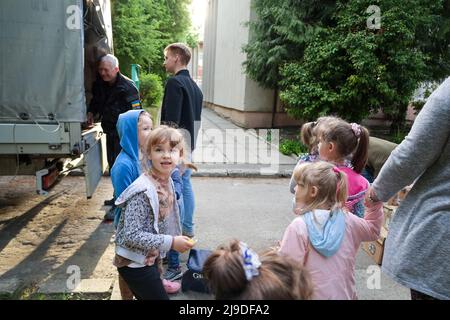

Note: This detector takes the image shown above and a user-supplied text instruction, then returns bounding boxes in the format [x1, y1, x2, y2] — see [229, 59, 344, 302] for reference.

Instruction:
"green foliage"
[139, 72, 163, 108]
[279, 139, 308, 156]
[243, 0, 336, 89]
[281, 0, 430, 123]
[112, 0, 192, 79]
[389, 128, 408, 144]
[245, 0, 450, 130]
[185, 30, 200, 48]
[416, 0, 450, 81]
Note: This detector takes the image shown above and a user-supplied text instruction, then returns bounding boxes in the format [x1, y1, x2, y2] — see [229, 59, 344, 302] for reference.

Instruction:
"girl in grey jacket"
[114, 126, 194, 300]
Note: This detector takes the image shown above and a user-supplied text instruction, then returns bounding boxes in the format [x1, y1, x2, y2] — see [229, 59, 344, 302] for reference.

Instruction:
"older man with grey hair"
[87, 54, 141, 217]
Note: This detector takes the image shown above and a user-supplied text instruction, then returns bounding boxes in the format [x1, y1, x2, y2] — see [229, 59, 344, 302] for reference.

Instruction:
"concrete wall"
[202, 0, 296, 128]
[203, 0, 218, 103]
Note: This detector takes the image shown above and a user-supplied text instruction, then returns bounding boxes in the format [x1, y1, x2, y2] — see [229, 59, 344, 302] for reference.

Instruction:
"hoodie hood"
[303, 209, 346, 257]
[117, 109, 144, 163]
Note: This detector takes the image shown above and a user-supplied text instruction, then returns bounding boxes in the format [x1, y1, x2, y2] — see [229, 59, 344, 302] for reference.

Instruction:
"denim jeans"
[167, 196, 184, 270]
[181, 168, 195, 235]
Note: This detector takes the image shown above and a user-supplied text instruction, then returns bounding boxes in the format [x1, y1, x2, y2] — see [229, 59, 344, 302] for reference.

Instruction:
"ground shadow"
[0, 192, 65, 252]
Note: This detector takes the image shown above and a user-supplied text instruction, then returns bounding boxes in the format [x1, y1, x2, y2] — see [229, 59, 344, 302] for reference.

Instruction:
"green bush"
[279, 139, 308, 156]
[139, 72, 163, 108]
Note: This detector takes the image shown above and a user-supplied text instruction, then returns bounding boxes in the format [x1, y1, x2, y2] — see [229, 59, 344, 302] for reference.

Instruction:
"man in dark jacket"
[87, 54, 141, 209]
[160, 43, 203, 281]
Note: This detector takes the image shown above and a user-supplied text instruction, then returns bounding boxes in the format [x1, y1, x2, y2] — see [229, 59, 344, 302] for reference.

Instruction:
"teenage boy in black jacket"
[161, 43, 203, 281]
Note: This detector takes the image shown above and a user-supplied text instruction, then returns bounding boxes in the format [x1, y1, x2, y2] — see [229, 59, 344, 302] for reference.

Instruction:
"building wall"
[202, 0, 290, 128]
[203, 0, 218, 103]
[202, 0, 419, 129]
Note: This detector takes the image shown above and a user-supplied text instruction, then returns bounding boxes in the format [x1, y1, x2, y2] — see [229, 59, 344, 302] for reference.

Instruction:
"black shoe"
[104, 198, 115, 206]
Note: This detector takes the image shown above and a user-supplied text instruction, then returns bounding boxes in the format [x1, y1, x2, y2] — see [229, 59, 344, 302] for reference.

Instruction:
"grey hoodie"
[372, 77, 450, 300]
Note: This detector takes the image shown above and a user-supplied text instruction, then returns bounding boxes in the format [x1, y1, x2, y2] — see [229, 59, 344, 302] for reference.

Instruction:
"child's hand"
[172, 236, 195, 253]
[365, 187, 381, 207]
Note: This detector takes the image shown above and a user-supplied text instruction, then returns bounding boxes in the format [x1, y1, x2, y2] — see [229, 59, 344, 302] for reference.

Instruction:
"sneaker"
[103, 208, 115, 221]
[163, 267, 183, 281]
[182, 231, 194, 238]
[104, 198, 115, 206]
[162, 279, 181, 294]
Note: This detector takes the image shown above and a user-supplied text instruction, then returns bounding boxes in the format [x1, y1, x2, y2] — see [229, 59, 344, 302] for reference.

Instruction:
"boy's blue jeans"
[168, 195, 185, 269]
[168, 168, 195, 270]
[181, 168, 195, 235]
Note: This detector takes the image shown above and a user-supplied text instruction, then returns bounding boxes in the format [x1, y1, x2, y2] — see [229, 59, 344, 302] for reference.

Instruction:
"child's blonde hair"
[293, 161, 348, 214]
[320, 120, 369, 173]
[203, 239, 313, 300]
[144, 125, 197, 171]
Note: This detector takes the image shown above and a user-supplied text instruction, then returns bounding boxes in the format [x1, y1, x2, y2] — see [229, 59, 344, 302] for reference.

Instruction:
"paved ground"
[192, 108, 297, 177]
[0, 176, 410, 300]
[0, 108, 410, 300]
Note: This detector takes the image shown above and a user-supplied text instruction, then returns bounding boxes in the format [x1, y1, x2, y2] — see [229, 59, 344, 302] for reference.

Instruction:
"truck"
[0, 0, 114, 197]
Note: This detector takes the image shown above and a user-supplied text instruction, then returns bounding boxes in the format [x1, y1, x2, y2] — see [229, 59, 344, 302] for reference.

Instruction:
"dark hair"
[321, 120, 369, 173]
[300, 122, 317, 153]
[203, 240, 313, 300]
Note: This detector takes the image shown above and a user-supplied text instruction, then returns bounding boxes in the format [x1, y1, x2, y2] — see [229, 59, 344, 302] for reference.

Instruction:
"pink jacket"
[279, 202, 383, 300]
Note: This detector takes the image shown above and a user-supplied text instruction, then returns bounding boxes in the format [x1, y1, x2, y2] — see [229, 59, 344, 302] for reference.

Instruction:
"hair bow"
[239, 241, 261, 281]
[351, 123, 361, 137]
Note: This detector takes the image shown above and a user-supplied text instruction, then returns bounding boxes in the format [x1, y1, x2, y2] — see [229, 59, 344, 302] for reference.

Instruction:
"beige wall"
[203, 0, 274, 114]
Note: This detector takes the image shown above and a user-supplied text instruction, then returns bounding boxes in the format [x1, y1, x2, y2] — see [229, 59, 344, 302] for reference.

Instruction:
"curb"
[192, 165, 294, 178]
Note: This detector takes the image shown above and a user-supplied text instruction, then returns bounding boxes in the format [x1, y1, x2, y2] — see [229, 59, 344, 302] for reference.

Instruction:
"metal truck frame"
[0, 0, 113, 198]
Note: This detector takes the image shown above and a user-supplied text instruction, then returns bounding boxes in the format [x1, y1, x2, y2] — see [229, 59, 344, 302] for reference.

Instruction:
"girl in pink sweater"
[318, 120, 371, 218]
[279, 161, 383, 300]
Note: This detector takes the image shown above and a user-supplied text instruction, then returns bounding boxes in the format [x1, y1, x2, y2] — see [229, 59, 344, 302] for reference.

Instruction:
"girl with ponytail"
[280, 161, 383, 300]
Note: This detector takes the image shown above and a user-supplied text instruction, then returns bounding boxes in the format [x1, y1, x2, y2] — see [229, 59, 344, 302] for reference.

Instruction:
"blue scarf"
[303, 209, 346, 257]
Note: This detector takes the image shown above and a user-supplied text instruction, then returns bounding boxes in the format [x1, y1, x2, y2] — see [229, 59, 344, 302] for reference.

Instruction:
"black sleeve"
[124, 84, 141, 110]
[161, 78, 183, 124]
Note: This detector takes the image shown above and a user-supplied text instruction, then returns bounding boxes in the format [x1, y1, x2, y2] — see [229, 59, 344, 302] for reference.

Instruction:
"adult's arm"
[372, 85, 450, 201]
[123, 83, 141, 110]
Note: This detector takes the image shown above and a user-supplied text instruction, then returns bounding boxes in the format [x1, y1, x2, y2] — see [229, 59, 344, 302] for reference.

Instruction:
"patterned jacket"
[114, 173, 181, 265]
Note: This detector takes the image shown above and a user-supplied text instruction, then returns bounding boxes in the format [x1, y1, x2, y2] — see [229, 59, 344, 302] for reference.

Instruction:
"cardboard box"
[383, 204, 397, 230]
[362, 227, 388, 265]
